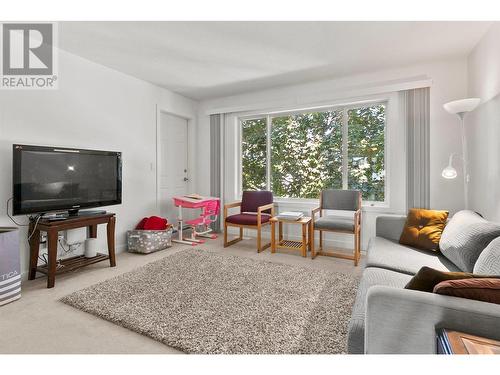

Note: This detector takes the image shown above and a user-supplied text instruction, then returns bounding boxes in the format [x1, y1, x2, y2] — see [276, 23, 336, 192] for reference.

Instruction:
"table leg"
[47, 230, 58, 288]
[308, 221, 312, 252]
[271, 221, 276, 253]
[28, 221, 40, 280]
[311, 222, 315, 258]
[301, 223, 307, 257]
[178, 204, 184, 240]
[88, 224, 97, 238]
[107, 216, 116, 267]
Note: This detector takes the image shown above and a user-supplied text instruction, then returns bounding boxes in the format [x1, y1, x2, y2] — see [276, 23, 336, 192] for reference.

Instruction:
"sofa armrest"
[375, 215, 407, 241]
[365, 285, 500, 354]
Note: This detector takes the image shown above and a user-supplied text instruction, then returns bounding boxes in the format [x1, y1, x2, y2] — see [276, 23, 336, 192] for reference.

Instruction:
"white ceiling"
[59, 21, 492, 100]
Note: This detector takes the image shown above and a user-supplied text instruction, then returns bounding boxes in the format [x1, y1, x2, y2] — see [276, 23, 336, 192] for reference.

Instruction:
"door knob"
[183, 177, 189, 181]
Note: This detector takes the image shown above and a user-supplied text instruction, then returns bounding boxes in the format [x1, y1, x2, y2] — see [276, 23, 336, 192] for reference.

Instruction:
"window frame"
[238, 99, 389, 207]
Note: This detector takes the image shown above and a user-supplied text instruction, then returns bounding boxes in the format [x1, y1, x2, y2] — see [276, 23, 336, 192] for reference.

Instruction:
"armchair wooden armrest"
[354, 208, 361, 224]
[257, 203, 275, 222]
[311, 206, 321, 219]
[354, 208, 362, 227]
[224, 201, 242, 219]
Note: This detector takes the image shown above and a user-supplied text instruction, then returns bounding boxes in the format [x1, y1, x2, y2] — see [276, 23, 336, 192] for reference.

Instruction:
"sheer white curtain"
[402, 87, 430, 210]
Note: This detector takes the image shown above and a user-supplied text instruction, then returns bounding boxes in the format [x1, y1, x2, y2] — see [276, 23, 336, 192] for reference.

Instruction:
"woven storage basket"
[127, 227, 173, 254]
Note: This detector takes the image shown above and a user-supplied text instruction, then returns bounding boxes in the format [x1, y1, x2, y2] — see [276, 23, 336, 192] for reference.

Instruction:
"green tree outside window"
[241, 104, 385, 201]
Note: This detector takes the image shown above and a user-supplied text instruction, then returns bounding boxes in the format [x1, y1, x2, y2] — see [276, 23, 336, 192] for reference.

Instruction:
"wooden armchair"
[311, 189, 362, 265]
[223, 191, 275, 252]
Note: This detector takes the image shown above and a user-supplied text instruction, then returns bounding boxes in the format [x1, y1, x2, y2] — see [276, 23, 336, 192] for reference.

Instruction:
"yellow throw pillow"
[399, 208, 449, 251]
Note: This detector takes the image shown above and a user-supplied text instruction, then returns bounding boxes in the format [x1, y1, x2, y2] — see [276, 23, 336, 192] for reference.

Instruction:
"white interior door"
[158, 112, 189, 224]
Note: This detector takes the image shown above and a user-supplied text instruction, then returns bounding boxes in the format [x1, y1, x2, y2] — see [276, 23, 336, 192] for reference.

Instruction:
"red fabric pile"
[135, 216, 168, 230]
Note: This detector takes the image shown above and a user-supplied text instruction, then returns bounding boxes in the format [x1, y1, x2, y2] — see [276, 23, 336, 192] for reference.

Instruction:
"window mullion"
[266, 115, 271, 191]
[342, 108, 349, 190]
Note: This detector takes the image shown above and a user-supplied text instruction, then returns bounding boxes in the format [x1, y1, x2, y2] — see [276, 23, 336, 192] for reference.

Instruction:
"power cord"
[58, 239, 81, 254]
[6, 197, 29, 226]
[27, 214, 42, 243]
[38, 253, 48, 265]
[7, 197, 81, 270]
[6, 197, 41, 243]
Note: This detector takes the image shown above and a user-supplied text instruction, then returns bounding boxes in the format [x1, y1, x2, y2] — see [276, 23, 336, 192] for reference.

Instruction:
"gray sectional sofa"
[347, 210, 500, 354]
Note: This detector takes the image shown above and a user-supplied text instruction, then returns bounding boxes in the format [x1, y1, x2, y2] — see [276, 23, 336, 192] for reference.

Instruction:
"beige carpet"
[61, 248, 358, 354]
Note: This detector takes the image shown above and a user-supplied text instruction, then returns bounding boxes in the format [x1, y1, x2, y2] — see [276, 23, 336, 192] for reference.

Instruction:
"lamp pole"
[443, 98, 480, 211]
[458, 113, 469, 210]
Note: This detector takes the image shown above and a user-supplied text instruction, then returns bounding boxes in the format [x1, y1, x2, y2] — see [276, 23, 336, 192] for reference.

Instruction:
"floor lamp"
[442, 98, 481, 210]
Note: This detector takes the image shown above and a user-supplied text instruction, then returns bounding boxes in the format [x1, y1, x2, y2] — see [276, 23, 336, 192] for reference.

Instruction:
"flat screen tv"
[13, 144, 122, 216]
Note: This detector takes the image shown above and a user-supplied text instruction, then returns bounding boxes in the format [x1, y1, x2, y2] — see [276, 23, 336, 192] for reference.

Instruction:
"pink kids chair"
[185, 198, 220, 242]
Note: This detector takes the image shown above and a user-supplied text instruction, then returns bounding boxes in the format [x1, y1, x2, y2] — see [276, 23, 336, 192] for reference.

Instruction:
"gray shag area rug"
[61, 249, 358, 354]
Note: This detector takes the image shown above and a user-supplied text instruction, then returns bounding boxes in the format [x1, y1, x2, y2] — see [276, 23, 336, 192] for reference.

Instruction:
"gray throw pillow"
[474, 236, 500, 275]
[439, 210, 500, 272]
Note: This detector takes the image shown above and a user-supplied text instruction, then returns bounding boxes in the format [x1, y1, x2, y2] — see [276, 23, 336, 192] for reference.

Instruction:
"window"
[240, 103, 386, 202]
[347, 106, 385, 201]
[241, 118, 267, 191]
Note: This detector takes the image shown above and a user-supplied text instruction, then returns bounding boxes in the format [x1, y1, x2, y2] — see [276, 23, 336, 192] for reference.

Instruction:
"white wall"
[197, 58, 468, 250]
[0, 48, 197, 278]
[467, 23, 500, 222]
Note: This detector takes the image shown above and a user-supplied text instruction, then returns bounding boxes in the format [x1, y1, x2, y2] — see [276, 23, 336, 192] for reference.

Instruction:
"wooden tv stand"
[28, 213, 116, 288]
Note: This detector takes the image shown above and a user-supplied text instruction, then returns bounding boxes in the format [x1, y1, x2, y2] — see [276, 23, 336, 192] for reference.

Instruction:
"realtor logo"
[1, 22, 58, 89]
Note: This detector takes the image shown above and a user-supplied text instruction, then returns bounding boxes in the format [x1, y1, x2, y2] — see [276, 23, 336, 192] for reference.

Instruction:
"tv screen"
[13, 144, 122, 215]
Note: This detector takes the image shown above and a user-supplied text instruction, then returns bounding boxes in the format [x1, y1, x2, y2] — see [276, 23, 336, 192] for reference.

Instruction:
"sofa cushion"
[474, 237, 500, 275]
[314, 215, 354, 231]
[439, 210, 500, 272]
[366, 237, 460, 275]
[399, 208, 449, 251]
[347, 267, 412, 354]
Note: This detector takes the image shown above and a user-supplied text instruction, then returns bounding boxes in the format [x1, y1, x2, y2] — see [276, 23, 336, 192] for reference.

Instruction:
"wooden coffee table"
[270, 216, 312, 257]
[437, 329, 500, 354]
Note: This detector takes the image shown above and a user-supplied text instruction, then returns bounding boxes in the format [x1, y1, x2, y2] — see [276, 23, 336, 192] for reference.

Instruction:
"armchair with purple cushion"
[223, 191, 275, 252]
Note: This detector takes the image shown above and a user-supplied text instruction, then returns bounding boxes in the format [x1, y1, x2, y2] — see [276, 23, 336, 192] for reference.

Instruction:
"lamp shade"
[442, 165, 458, 179]
[442, 153, 458, 179]
[443, 98, 481, 115]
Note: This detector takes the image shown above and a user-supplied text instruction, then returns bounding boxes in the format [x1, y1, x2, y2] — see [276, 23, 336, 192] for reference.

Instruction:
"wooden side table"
[28, 213, 116, 288]
[270, 216, 312, 257]
[437, 329, 500, 354]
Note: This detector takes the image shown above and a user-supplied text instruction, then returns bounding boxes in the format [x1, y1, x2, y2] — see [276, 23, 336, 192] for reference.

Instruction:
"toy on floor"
[135, 216, 169, 230]
[172, 195, 220, 246]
